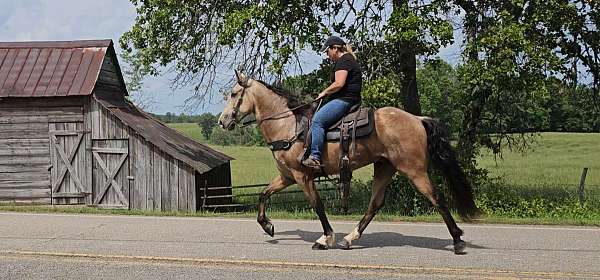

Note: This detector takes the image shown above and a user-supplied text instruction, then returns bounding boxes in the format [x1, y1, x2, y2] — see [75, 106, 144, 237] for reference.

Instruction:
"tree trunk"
[457, 89, 488, 163]
[398, 45, 422, 116]
[455, 0, 482, 164]
[392, 0, 421, 116]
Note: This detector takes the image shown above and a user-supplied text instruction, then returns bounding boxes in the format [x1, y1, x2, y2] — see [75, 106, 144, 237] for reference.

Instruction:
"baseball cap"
[320, 36, 346, 52]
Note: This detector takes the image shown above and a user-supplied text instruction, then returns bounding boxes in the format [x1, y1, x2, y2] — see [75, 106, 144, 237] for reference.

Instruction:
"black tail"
[421, 117, 481, 222]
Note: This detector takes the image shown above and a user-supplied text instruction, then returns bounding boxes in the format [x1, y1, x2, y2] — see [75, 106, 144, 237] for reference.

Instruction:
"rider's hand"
[317, 91, 328, 100]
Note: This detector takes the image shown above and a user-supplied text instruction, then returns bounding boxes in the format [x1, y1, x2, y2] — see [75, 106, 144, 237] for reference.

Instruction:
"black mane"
[255, 80, 310, 109]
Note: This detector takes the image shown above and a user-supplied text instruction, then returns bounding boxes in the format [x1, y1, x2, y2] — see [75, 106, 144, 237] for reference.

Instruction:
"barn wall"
[0, 97, 84, 204]
[88, 97, 196, 211]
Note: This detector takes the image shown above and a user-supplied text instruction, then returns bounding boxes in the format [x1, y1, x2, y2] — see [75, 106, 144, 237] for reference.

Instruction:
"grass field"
[167, 123, 207, 142]
[478, 132, 599, 189]
[168, 123, 599, 189]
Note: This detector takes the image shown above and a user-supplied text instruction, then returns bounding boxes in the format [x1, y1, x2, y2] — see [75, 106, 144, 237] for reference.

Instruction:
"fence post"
[202, 179, 208, 209]
[578, 167, 588, 204]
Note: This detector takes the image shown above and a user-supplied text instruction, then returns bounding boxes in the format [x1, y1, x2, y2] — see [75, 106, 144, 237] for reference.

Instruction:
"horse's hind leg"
[343, 159, 396, 249]
[257, 174, 294, 237]
[410, 173, 466, 254]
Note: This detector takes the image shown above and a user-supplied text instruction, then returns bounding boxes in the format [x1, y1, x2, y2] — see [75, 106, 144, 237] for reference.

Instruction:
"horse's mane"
[255, 80, 311, 109]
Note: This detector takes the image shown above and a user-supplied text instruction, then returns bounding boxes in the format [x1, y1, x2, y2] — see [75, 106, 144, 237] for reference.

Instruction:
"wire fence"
[199, 177, 343, 212]
[199, 168, 598, 213]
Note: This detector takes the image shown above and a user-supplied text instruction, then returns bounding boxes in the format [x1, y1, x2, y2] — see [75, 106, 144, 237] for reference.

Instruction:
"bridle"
[229, 80, 251, 125]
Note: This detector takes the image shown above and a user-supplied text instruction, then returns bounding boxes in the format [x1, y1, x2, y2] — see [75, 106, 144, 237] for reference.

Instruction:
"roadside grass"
[1, 205, 598, 226]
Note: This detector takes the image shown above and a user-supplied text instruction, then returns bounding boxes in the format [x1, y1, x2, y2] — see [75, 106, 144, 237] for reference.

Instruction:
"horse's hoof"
[312, 243, 328, 250]
[262, 222, 274, 237]
[454, 240, 467, 255]
[341, 236, 353, 250]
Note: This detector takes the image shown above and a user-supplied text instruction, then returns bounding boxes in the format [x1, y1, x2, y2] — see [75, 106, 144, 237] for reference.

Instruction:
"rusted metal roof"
[94, 89, 233, 173]
[0, 40, 112, 97]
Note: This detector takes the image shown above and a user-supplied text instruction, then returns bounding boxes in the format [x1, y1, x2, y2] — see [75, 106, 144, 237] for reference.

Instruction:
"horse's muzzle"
[218, 116, 236, 131]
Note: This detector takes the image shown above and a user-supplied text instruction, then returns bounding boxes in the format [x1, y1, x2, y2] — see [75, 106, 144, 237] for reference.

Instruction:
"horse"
[218, 71, 481, 254]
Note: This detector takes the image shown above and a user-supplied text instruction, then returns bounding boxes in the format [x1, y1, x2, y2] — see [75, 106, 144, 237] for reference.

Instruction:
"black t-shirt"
[329, 53, 362, 105]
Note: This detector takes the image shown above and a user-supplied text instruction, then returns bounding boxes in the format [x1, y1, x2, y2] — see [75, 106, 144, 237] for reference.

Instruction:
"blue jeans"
[310, 99, 352, 160]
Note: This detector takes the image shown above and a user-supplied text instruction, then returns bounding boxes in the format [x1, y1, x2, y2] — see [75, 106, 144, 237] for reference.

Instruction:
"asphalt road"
[1, 212, 599, 279]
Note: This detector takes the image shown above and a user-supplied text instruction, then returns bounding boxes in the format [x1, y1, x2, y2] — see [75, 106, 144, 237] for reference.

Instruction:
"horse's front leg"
[258, 174, 294, 237]
[295, 173, 335, 250]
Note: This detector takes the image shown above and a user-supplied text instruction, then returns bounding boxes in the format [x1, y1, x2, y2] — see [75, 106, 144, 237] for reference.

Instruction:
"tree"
[197, 113, 218, 140]
[452, 0, 577, 171]
[120, 0, 456, 115]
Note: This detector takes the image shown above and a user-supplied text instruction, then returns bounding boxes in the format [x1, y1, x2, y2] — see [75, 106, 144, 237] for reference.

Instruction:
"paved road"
[1, 212, 599, 279]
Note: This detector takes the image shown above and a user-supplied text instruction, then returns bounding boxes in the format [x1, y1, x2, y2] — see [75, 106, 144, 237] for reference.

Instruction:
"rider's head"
[320, 35, 355, 61]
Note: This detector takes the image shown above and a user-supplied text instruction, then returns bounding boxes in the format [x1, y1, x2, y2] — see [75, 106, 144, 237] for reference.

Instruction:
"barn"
[0, 39, 233, 211]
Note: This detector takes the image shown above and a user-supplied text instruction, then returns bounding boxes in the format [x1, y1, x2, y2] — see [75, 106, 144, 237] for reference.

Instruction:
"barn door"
[92, 139, 129, 209]
[49, 122, 89, 204]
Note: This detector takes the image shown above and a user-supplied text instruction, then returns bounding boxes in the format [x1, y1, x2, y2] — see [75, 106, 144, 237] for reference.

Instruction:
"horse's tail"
[420, 117, 481, 222]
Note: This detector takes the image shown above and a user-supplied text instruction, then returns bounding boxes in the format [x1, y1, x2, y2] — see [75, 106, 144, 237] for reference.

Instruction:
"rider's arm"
[317, 70, 348, 99]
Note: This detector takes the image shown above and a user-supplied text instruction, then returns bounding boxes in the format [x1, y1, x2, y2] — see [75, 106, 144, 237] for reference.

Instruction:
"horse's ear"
[235, 70, 249, 87]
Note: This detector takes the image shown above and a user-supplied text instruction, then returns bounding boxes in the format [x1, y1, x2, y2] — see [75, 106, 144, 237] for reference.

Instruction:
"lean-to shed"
[0, 39, 233, 211]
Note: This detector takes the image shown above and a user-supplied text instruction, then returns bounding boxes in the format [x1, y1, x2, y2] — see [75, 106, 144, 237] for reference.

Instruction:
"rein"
[234, 92, 324, 128]
[238, 102, 311, 127]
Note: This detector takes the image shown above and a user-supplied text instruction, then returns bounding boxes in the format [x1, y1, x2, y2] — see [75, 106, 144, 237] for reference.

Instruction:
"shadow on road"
[268, 229, 487, 252]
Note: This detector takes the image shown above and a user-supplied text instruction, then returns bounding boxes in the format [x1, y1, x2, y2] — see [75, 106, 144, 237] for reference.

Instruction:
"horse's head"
[218, 70, 256, 130]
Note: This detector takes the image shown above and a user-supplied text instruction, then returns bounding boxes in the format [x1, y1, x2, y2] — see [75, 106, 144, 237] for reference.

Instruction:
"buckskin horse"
[218, 71, 481, 254]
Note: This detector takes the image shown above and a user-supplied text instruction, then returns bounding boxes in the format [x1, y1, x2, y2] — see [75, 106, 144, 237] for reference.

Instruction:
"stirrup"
[302, 157, 322, 169]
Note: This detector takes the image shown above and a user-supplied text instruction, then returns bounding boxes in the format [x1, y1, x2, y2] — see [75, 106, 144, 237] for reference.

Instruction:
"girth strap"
[268, 139, 296, 151]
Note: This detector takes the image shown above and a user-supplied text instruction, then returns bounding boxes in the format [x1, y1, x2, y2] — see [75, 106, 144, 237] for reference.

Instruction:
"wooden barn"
[0, 39, 233, 211]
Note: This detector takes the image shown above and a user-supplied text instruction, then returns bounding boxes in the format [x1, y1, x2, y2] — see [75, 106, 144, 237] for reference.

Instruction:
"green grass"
[168, 123, 207, 142]
[477, 132, 600, 189]
[1, 205, 598, 226]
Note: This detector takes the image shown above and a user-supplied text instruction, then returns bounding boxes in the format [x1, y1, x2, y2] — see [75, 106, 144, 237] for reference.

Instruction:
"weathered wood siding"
[0, 97, 84, 204]
[88, 97, 197, 211]
[96, 48, 125, 93]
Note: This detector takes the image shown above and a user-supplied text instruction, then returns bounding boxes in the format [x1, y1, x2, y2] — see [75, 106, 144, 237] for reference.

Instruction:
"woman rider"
[302, 36, 363, 169]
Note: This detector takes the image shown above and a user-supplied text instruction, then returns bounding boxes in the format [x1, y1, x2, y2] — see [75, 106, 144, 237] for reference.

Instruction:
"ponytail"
[332, 44, 357, 60]
[345, 44, 357, 60]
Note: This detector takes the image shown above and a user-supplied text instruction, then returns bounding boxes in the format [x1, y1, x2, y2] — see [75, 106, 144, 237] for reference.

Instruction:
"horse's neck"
[253, 88, 296, 143]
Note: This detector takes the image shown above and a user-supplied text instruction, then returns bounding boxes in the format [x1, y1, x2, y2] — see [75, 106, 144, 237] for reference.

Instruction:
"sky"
[0, 0, 463, 115]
